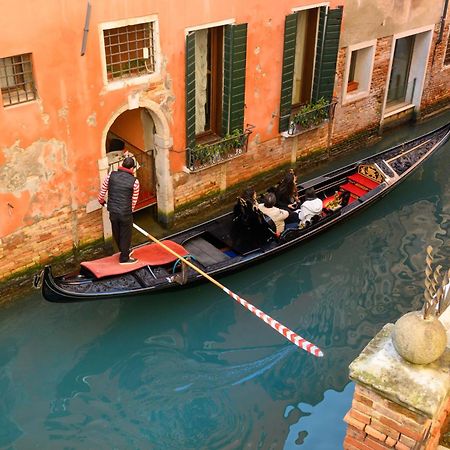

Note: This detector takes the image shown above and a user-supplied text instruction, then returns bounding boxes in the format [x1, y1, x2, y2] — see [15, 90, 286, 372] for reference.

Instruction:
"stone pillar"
[343, 324, 450, 449]
[153, 134, 174, 227]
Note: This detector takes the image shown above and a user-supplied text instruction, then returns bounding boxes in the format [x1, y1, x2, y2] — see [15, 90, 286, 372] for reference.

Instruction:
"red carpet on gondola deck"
[80, 240, 189, 278]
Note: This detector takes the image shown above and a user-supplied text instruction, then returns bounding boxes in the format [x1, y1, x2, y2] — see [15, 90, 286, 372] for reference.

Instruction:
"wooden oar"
[132, 222, 324, 357]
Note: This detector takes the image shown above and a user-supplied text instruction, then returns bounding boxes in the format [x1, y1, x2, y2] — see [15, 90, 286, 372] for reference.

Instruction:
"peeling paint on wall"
[87, 112, 97, 127]
[0, 139, 71, 237]
[58, 106, 69, 119]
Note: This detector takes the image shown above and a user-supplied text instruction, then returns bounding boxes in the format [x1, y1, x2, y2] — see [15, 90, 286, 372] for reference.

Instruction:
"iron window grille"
[0, 53, 37, 107]
[186, 126, 253, 172]
[104, 22, 155, 80]
[288, 99, 337, 135]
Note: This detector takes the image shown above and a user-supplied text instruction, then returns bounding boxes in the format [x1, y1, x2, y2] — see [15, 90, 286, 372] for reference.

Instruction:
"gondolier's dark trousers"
[109, 212, 133, 263]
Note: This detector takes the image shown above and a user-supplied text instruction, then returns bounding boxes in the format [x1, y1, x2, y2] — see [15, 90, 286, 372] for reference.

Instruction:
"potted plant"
[290, 98, 330, 134]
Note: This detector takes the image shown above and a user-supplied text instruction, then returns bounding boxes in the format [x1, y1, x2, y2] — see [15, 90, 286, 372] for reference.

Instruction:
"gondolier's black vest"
[107, 169, 136, 215]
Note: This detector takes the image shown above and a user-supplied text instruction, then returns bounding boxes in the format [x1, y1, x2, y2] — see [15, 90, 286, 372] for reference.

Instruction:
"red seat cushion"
[340, 182, 368, 198]
[348, 173, 379, 190]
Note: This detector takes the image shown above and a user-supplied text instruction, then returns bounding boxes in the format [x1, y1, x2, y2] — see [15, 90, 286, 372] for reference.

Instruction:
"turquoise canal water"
[1, 115, 450, 449]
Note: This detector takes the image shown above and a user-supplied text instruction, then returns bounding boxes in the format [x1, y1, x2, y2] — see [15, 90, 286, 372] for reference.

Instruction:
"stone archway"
[99, 95, 174, 238]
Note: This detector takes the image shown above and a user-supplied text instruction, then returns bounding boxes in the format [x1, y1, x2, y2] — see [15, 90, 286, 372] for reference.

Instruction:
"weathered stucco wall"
[340, 0, 443, 47]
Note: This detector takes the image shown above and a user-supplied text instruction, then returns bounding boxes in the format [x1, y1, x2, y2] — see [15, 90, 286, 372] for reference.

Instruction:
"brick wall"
[344, 384, 450, 449]
[333, 37, 393, 143]
[0, 208, 103, 282]
[173, 134, 293, 209]
[420, 22, 450, 117]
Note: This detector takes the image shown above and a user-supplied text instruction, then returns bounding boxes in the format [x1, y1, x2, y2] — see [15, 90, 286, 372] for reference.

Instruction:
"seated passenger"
[275, 169, 299, 211]
[242, 187, 258, 207]
[258, 192, 289, 234]
[298, 187, 323, 227]
[275, 169, 300, 225]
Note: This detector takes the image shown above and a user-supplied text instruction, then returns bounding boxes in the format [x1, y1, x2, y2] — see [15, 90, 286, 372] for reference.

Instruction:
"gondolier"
[98, 156, 140, 265]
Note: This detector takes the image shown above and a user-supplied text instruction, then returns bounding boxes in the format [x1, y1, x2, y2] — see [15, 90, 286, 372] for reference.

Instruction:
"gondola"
[38, 122, 450, 302]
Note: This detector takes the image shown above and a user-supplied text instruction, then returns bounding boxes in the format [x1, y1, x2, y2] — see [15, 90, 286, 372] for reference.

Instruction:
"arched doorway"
[106, 107, 157, 211]
[100, 99, 174, 238]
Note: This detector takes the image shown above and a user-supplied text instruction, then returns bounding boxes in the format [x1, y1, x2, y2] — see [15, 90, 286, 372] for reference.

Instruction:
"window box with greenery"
[288, 98, 336, 135]
[187, 127, 253, 172]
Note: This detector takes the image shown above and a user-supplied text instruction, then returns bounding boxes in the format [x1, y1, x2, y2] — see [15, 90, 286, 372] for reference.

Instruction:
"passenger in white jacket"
[298, 187, 323, 226]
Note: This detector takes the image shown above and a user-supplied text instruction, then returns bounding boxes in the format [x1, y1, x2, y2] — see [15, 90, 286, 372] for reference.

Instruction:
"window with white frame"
[343, 42, 376, 102]
[0, 53, 37, 106]
[102, 19, 157, 82]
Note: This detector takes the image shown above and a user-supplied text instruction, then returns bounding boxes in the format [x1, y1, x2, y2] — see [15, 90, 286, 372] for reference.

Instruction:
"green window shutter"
[222, 23, 248, 135]
[312, 6, 343, 102]
[185, 31, 196, 149]
[279, 13, 298, 132]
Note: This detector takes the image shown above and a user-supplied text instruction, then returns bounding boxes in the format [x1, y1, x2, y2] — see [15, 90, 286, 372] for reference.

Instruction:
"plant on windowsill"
[188, 128, 249, 171]
[289, 97, 330, 135]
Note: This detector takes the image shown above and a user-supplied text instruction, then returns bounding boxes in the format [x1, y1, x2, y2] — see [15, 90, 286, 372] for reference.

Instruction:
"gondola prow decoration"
[423, 245, 450, 318]
[392, 245, 449, 365]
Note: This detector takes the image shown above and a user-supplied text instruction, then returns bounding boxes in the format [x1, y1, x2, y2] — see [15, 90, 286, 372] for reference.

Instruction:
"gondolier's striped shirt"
[98, 167, 140, 211]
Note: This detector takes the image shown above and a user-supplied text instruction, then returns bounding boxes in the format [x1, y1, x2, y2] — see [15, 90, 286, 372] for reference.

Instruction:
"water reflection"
[0, 126, 449, 449]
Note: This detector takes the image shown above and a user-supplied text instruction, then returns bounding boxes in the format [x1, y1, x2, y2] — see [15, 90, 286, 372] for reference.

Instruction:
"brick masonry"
[0, 208, 103, 283]
[333, 36, 393, 142]
[343, 385, 450, 449]
[420, 22, 450, 117]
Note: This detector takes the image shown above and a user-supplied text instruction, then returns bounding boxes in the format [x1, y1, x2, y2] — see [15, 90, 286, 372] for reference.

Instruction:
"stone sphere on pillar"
[392, 311, 447, 365]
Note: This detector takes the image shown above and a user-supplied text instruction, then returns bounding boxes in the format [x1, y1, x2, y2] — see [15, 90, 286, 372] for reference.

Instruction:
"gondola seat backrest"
[259, 210, 277, 236]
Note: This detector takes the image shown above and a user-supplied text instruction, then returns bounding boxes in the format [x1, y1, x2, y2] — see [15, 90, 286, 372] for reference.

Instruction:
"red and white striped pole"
[133, 223, 324, 357]
[222, 287, 323, 357]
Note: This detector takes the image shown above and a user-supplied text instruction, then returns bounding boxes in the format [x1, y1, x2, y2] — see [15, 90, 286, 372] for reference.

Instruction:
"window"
[342, 42, 376, 103]
[103, 22, 155, 81]
[0, 53, 37, 106]
[292, 9, 319, 107]
[444, 36, 450, 66]
[185, 23, 248, 150]
[279, 6, 343, 132]
[387, 35, 415, 106]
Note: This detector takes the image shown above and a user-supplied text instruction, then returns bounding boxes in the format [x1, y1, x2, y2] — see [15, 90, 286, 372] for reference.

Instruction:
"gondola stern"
[40, 265, 75, 303]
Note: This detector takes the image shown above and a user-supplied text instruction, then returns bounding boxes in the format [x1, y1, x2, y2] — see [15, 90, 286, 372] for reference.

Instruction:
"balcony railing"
[187, 126, 253, 172]
[288, 99, 337, 135]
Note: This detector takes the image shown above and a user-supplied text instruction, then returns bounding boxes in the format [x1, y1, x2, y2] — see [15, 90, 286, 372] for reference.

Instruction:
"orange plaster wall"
[1, 0, 343, 240]
[0, 192, 31, 237]
[161, 0, 343, 170]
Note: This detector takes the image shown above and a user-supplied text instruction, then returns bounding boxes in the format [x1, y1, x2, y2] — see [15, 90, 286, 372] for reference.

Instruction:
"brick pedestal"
[344, 324, 450, 450]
